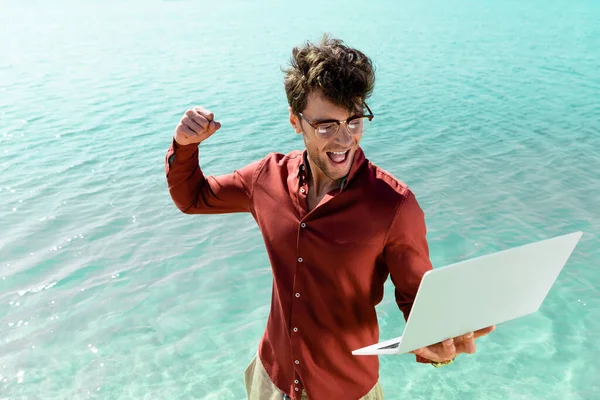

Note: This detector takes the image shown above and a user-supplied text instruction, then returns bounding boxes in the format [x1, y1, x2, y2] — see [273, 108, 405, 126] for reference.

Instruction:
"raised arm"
[165, 106, 264, 214]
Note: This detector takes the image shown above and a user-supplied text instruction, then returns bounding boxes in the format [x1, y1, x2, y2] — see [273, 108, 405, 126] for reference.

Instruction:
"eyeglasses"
[298, 102, 374, 140]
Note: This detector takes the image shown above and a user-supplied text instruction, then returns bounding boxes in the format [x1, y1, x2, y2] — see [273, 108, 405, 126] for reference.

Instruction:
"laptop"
[352, 231, 583, 356]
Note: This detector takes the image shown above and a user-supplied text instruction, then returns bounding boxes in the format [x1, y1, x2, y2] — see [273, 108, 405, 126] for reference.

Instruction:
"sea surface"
[1, 0, 599, 399]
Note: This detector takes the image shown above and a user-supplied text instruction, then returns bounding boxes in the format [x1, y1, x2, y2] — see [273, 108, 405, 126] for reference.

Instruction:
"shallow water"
[1, 0, 599, 399]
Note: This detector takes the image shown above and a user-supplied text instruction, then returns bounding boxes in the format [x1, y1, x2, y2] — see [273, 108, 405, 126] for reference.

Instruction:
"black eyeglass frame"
[298, 102, 374, 139]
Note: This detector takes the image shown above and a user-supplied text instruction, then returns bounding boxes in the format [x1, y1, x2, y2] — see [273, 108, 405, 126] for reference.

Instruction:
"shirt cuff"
[172, 138, 199, 156]
[165, 138, 199, 175]
[416, 355, 431, 363]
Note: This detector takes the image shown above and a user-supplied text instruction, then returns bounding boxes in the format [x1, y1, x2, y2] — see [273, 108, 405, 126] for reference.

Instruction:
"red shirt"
[165, 139, 433, 399]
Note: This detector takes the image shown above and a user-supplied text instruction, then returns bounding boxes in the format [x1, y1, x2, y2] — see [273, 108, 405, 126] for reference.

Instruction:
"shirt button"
[295, 293, 300, 298]
[295, 387, 299, 392]
[294, 380, 299, 384]
[295, 360, 300, 364]
[301, 223, 306, 228]
[300, 188, 305, 194]
[293, 327, 298, 332]
[298, 257, 303, 262]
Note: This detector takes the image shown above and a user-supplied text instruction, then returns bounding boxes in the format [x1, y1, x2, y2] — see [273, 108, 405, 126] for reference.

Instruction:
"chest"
[306, 191, 325, 213]
[253, 183, 387, 256]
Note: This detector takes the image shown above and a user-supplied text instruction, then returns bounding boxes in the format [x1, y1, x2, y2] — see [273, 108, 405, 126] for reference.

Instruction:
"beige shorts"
[243, 354, 384, 400]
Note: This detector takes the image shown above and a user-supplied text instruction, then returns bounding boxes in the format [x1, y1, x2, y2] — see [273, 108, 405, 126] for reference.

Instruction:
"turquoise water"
[1, 0, 599, 398]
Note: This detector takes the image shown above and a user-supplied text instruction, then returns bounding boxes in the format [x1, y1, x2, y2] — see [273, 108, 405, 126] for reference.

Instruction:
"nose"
[334, 123, 354, 146]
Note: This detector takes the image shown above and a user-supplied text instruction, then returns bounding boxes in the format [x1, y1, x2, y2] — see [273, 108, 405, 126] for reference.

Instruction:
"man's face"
[290, 92, 363, 182]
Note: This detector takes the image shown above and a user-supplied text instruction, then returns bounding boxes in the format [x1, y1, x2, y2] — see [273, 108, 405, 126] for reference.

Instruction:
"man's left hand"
[410, 325, 496, 363]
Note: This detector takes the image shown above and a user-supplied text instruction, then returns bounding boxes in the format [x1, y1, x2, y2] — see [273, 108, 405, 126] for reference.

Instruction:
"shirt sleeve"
[383, 189, 433, 363]
[165, 139, 264, 214]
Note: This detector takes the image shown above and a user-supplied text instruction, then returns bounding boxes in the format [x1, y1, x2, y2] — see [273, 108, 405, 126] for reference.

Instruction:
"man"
[165, 35, 494, 400]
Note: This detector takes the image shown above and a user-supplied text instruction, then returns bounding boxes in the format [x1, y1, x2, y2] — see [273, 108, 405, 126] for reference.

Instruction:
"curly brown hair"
[283, 34, 375, 116]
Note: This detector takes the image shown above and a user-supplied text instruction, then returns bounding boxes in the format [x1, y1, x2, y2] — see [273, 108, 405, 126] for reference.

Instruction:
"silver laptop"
[352, 231, 583, 356]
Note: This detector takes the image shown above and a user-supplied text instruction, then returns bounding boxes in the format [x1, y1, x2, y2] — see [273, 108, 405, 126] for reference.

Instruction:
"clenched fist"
[174, 106, 222, 146]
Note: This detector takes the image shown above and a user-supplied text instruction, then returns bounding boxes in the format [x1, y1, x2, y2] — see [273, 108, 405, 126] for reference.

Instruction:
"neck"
[306, 157, 344, 197]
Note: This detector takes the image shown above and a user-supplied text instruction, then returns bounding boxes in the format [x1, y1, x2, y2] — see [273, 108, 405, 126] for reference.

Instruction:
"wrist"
[431, 357, 456, 368]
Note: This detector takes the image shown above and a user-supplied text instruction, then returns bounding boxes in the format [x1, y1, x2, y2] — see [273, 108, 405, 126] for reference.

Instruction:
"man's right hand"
[174, 106, 222, 146]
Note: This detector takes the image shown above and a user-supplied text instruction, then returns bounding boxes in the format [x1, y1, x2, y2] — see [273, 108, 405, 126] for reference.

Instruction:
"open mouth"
[326, 150, 350, 165]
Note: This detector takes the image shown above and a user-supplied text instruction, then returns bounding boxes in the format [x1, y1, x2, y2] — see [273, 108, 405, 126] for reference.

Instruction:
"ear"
[289, 106, 302, 134]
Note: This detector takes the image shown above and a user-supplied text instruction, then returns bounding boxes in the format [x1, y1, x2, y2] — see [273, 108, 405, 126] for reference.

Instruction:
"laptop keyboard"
[378, 342, 400, 350]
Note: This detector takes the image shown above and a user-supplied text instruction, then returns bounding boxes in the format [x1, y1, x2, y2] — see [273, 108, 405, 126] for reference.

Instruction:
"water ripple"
[1, 0, 599, 399]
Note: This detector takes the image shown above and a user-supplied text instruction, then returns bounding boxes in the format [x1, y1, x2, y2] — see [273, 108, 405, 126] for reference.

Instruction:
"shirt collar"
[297, 147, 366, 192]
